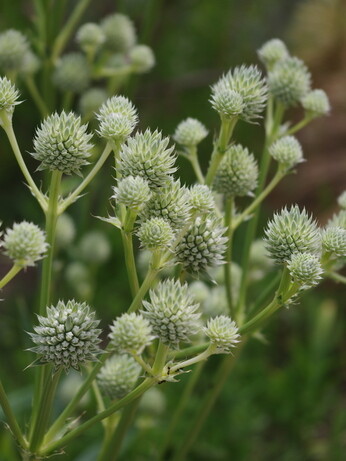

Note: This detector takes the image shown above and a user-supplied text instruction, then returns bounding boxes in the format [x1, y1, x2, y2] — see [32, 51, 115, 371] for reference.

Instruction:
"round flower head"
[204, 315, 240, 353]
[140, 180, 191, 231]
[138, 217, 174, 250]
[109, 312, 154, 354]
[142, 279, 201, 348]
[269, 136, 304, 170]
[76, 23, 105, 52]
[213, 144, 258, 197]
[32, 111, 93, 175]
[2, 221, 47, 267]
[53, 53, 90, 94]
[268, 56, 311, 107]
[119, 129, 176, 189]
[0, 29, 29, 71]
[113, 176, 151, 211]
[337, 191, 346, 210]
[78, 88, 108, 118]
[210, 81, 245, 119]
[129, 45, 155, 73]
[20, 50, 40, 75]
[322, 226, 346, 257]
[175, 216, 228, 274]
[173, 118, 208, 146]
[301, 89, 330, 118]
[101, 13, 136, 52]
[56, 213, 76, 248]
[29, 300, 101, 371]
[97, 354, 140, 400]
[327, 210, 346, 230]
[287, 252, 323, 287]
[189, 185, 215, 215]
[96, 95, 138, 141]
[78, 231, 111, 264]
[0, 77, 20, 121]
[264, 205, 321, 264]
[257, 38, 289, 69]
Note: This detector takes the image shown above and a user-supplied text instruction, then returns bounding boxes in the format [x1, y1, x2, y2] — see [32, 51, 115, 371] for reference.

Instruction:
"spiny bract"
[287, 252, 323, 288]
[173, 118, 208, 146]
[96, 95, 138, 141]
[109, 312, 155, 354]
[204, 315, 240, 353]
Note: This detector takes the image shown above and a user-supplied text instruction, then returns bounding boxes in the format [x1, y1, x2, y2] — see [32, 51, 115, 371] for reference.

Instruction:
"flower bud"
[257, 38, 289, 69]
[301, 89, 330, 118]
[287, 252, 323, 287]
[109, 312, 154, 354]
[32, 111, 93, 175]
[97, 354, 140, 400]
[96, 95, 138, 141]
[173, 118, 208, 146]
[76, 23, 105, 52]
[2, 221, 47, 267]
[53, 53, 90, 94]
[29, 300, 101, 371]
[204, 315, 240, 353]
[113, 176, 151, 211]
[0, 77, 20, 122]
[189, 185, 215, 215]
[337, 191, 346, 210]
[120, 129, 176, 189]
[78, 231, 111, 264]
[175, 216, 227, 274]
[129, 45, 155, 73]
[142, 279, 200, 348]
[269, 135, 304, 170]
[213, 144, 258, 197]
[264, 205, 321, 264]
[322, 226, 346, 257]
[137, 217, 174, 250]
[210, 82, 244, 119]
[101, 14, 136, 52]
[0, 29, 29, 71]
[79, 88, 108, 118]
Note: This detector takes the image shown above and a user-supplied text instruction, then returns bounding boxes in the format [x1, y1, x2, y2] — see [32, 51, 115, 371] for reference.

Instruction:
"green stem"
[285, 117, 311, 136]
[169, 344, 215, 374]
[248, 271, 281, 315]
[0, 265, 22, 289]
[224, 197, 234, 317]
[121, 231, 140, 297]
[152, 341, 169, 375]
[188, 146, 205, 184]
[0, 378, 27, 449]
[24, 76, 49, 117]
[169, 343, 209, 361]
[131, 354, 153, 376]
[326, 271, 346, 284]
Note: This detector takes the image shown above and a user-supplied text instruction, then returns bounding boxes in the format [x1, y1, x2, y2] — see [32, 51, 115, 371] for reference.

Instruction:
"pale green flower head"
[79, 88, 108, 118]
[268, 56, 311, 107]
[264, 205, 321, 264]
[76, 23, 105, 52]
[257, 38, 289, 69]
[173, 118, 208, 146]
[0, 29, 29, 71]
[78, 231, 111, 264]
[301, 89, 330, 119]
[113, 176, 151, 211]
[137, 217, 174, 250]
[96, 95, 138, 141]
[287, 252, 323, 288]
[213, 144, 258, 197]
[175, 216, 228, 274]
[210, 81, 244, 120]
[109, 312, 155, 354]
[269, 135, 304, 171]
[20, 50, 40, 75]
[129, 45, 155, 73]
[327, 210, 346, 230]
[189, 184, 215, 215]
[337, 191, 346, 210]
[119, 129, 176, 189]
[204, 315, 240, 353]
[322, 226, 346, 257]
[32, 111, 93, 175]
[0, 77, 21, 121]
[101, 13, 136, 52]
[2, 221, 47, 267]
[29, 300, 101, 371]
[97, 354, 140, 400]
[142, 279, 201, 348]
[53, 53, 90, 94]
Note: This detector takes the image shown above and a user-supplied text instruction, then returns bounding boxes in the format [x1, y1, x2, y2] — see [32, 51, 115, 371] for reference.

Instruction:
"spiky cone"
[287, 252, 323, 288]
[203, 315, 240, 353]
[109, 312, 155, 354]
[173, 118, 208, 147]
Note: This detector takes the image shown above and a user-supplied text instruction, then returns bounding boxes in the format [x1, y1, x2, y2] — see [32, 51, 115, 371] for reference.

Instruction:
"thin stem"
[224, 197, 234, 316]
[169, 344, 215, 374]
[285, 117, 311, 136]
[131, 354, 153, 376]
[152, 341, 169, 375]
[169, 343, 209, 361]
[326, 271, 346, 284]
[188, 146, 204, 184]
[24, 77, 49, 117]
[248, 271, 281, 315]
[0, 378, 27, 449]
[0, 265, 22, 289]
[121, 231, 140, 297]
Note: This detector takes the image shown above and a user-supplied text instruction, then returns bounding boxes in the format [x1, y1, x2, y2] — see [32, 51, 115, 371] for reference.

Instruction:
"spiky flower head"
[119, 129, 176, 189]
[287, 252, 323, 287]
[337, 191, 346, 210]
[269, 135, 304, 170]
[113, 176, 151, 211]
[20, 50, 40, 75]
[257, 38, 289, 69]
[173, 118, 208, 146]
[109, 312, 154, 354]
[0, 77, 20, 121]
[97, 355, 140, 400]
[204, 315, 240, 353]
[213, 144, 258, 197]
[140, 180, 191, 231]
[189, 185, 215, 215]
[129, 45, 155, 73]
[96, 95, 138, 141]
[327, 210, 346, 230]
[29, 300, 101, 371]
[79, 88, 108, 118]
[2, 221, 47, 267]
[268, 57, 311, 107]
[32, 111, 93, 175]
[142, 279, 200, 348]
[322, 226, 346, 257]
[175, 216, 227, 273]
[101, 13, 136, 52]
[301, 89, 330, 118]
[264, 205, 321, 264]
[53, 53, 90, 94]
[210, 81, 245, 119]
[138, 217, 174, 250]
[76, 23, 105, 52]
[0, 29, 29, 71]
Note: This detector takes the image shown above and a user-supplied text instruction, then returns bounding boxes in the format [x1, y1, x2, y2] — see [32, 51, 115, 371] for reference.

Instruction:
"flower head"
[76, 23, 105, 52]
[327, 210, 346, 230]
[269, 136, 304, 170]
[204, 315, 240, 353]
[189, 185, 215, 215]
[173, 118, 208, 146]
[113, 176, 151, 211]
[301, 89, 330, 118]
[53, 53, 90, 94]
[287, 252, 323, 287]
[101, 13, 136, 52]
[210, 82, 244, 119]
[0, 29, 29, 71]
[337, 191, 346, 210]
[96, 95, 138, 141]
[79, 88, 108, 118]
[257, 38, 289, 69]
[97, 355, 140, 400]
[129, 45, 155, 73]
[0, 77, 20, 121]
[109, 312, 154, 354]
[322, 226, 346, 257]
[137, 217, 174, 250]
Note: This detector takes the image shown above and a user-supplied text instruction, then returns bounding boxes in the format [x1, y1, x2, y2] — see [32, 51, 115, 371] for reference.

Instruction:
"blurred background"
[0, 0, 345, 460]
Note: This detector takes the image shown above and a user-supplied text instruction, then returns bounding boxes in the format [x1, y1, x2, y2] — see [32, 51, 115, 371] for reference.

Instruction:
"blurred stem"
[62, 91, 73, 111]
[0, 378, 27, 449]
[326, 271, 346, 284]
[224, 197, 235, 317]
[248, 271, 281, 316]
[285, 116, 312, 136]
[187, 146, 204, 184]
[0, 264, 22, 289]
[24, 76, 49, 117]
